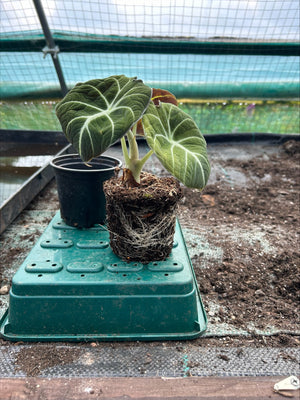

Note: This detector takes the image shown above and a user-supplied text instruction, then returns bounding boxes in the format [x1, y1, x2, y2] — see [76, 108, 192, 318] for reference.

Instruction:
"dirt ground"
[0, 140, 299, 375]
[179, 139, 300, 343]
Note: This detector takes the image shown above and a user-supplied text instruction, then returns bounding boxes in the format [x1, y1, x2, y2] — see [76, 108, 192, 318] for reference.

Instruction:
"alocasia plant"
[56, 75, 210, 189]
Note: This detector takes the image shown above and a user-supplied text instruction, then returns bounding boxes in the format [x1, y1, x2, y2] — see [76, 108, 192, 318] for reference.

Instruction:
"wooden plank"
[0, 376, 293, 400]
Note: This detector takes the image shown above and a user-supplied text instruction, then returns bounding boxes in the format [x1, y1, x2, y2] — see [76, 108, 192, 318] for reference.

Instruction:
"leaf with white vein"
[142, 102, 210, 189]
[56, 75, 152, 161]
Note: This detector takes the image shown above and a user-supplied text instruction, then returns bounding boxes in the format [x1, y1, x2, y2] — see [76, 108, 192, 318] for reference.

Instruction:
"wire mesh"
[0, 0, 299, 100]
[0, 0, 299, 207]
[31, 0, 300, 40]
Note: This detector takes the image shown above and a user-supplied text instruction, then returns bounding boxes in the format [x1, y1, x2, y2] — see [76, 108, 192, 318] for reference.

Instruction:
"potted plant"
[50, 153, 122, 228]
[55, 75, 210, 262]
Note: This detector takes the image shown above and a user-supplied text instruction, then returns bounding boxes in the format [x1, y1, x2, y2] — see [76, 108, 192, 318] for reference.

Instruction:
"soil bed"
[179, 139, 299, 335]
[0, 140, 299, 366]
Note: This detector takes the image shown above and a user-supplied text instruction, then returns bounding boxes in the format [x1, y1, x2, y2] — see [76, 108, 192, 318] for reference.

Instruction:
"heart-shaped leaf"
[142, 102, 210, 189]
[56, 75, 152, 161]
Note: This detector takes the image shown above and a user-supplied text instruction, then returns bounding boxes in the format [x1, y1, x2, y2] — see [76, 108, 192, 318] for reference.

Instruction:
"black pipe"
[32, 0, 68, 96]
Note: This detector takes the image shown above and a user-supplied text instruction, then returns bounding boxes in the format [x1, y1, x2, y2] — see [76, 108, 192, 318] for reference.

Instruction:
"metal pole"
[32, 0, 68, 96]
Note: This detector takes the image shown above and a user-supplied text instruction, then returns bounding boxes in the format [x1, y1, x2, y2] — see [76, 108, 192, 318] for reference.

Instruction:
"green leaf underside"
[142, 103, 210, 189]
[55, 75, 152, 161]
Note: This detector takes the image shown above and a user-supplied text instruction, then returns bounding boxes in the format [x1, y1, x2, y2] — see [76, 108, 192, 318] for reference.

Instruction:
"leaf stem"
[140, 149, 154, 166]
[121, 127, 153, 184]
[121, 136, 130, 166]
[127, 129, 139, 161]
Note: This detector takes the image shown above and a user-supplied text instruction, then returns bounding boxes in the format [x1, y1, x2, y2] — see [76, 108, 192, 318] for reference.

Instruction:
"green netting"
[1, 0, 299, 100]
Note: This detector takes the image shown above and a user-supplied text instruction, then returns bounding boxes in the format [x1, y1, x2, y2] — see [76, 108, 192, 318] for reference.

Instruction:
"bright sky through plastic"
[1, 0, 299, 40]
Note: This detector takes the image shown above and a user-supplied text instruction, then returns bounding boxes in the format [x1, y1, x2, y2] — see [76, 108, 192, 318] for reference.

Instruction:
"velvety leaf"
[55, 75, 152, 161]
[142, 102, 210, 189]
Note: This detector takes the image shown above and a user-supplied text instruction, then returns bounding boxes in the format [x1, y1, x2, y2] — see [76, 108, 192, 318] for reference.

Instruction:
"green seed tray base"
[0, 212, 207, 341]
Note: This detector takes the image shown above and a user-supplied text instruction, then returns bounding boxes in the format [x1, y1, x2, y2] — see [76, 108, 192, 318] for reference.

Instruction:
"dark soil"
[104, 171, 183, 262]
[14, 345, 82, 376]
[179, 140, 300, 335]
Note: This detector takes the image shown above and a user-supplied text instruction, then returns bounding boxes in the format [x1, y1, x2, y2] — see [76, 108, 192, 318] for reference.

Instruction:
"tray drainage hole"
[37, 274, 43, 277]
[164, 273, 169, 276]
[52, 263, 57, 267]
[31, 263, 36, 266]
[123, 274, 127, 277]
[81, 274, 85, 277]
[153, 262, 158, 266]
[64, 241, 69, 244]
[112, 263, 118, 267]
[46, 240, 50, 243]
[137, 277, 141, 280]
[173, 262, 178, 266]
[46, 260, 51, 262]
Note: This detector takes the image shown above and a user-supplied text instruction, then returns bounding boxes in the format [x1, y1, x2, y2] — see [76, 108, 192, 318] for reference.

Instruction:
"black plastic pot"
[51, 154, 122, 228]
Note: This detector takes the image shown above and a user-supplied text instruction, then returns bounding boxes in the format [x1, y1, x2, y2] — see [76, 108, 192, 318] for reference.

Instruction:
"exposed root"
[109, 202, 177, 262]
[104, 172, 182, 262]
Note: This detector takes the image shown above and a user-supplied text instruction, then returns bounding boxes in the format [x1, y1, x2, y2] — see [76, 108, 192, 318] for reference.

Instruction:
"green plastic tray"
[0, 212, 207, 341]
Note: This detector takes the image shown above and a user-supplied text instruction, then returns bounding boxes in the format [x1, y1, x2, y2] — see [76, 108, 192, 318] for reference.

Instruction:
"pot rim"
[50, 153, 122, 173]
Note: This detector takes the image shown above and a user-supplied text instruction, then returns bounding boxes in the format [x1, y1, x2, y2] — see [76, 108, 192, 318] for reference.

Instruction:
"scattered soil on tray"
[179, 139, 300, 335]
[14, 345, 82, 376]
